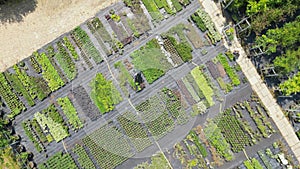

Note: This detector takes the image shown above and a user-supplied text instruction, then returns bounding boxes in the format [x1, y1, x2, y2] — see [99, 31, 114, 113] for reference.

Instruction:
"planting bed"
[243, 95, 275, 138]
[72, 144, 96, 169]
[181, 66, 215, 107]
[191, 8, 221, 44]
[4, 71, 35, 107]
[159, 88, 189, 125]
[239, 140, 295, 169]
[185, 24, 204, 49]
[134, 153, 171, 168]
[37, 152, 77, 169]
[13, 64, 50, 101]
[204, 121, 234, 161]
[141, 0, 163, 22]
[176, 79, 196, 106]
[162, 37, 184, 66]
[72, 86, 100, 121]
[89, 73, 122, 114]
[182, 76, 201, 103]
[29, 55, 42, 73]
[154, 0, 174, 14]
[215, 112, 252, 152]
[136, 94, 175, 140]
[117, 111, 153, 152]
[55, 41, 77, 80]
[135, 88, 188, 140]
[82, 123, 133, 169]
[131, 38, 172, 84]
[114, 61, 136, 96]
[87, 17, 113, 56]
[62, 36, 79, 61]
[122, 1, 151, 35]
[69, 33, 93, 69]
[71, 27, 103, 64]
[34, 104, 69, 142]
[44, 47, 69, 84]
[171, 129, 209, 168]
[207, 59, 233, 93]
[33, 51, 65, 92]
[107, 18, 129, 45]
[217, 53, 240, 86]
[57, 97, 83, 130]
[22, 120, 46, 153]
[162, 24, 193, 62]
[0, 73, 25, 118]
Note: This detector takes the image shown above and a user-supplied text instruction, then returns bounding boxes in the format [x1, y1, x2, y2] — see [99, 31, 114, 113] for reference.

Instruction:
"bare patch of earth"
[0, 0, 119, 72]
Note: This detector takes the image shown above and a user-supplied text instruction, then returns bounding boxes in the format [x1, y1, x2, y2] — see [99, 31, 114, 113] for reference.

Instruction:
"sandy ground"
[0, 0, 120, 72]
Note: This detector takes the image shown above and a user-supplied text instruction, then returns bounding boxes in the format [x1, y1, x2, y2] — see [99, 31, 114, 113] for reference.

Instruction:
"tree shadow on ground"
[0, 0, 37, 23]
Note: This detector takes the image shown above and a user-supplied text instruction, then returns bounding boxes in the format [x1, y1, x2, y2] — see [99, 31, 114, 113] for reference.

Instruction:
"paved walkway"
[199, 0, 300, 163]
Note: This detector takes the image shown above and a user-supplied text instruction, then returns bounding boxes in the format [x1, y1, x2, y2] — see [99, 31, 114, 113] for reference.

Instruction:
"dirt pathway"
[0, 0, 120, 72]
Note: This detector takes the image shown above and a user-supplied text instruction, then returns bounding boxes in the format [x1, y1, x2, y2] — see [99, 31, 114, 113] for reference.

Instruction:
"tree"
[274, 48, 300, 75]
[279, 72, 300, 95]
[246, 0, 269, 15]
[256, 18, 300, 53]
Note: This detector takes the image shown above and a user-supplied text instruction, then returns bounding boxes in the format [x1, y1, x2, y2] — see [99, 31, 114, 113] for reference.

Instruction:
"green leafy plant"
[191, 67, 215, 106]
[55, 41, 77, 80]
[57, 97, 83, 130]
[63, 37, 79, 60]
[90, 73, 122, 114]
[72, 145, 96, 169]
[72, 27, 103, 63]
[0, 73, 25, 118]
[217, 53, 240, 86]
[34, 52, 65, 91]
